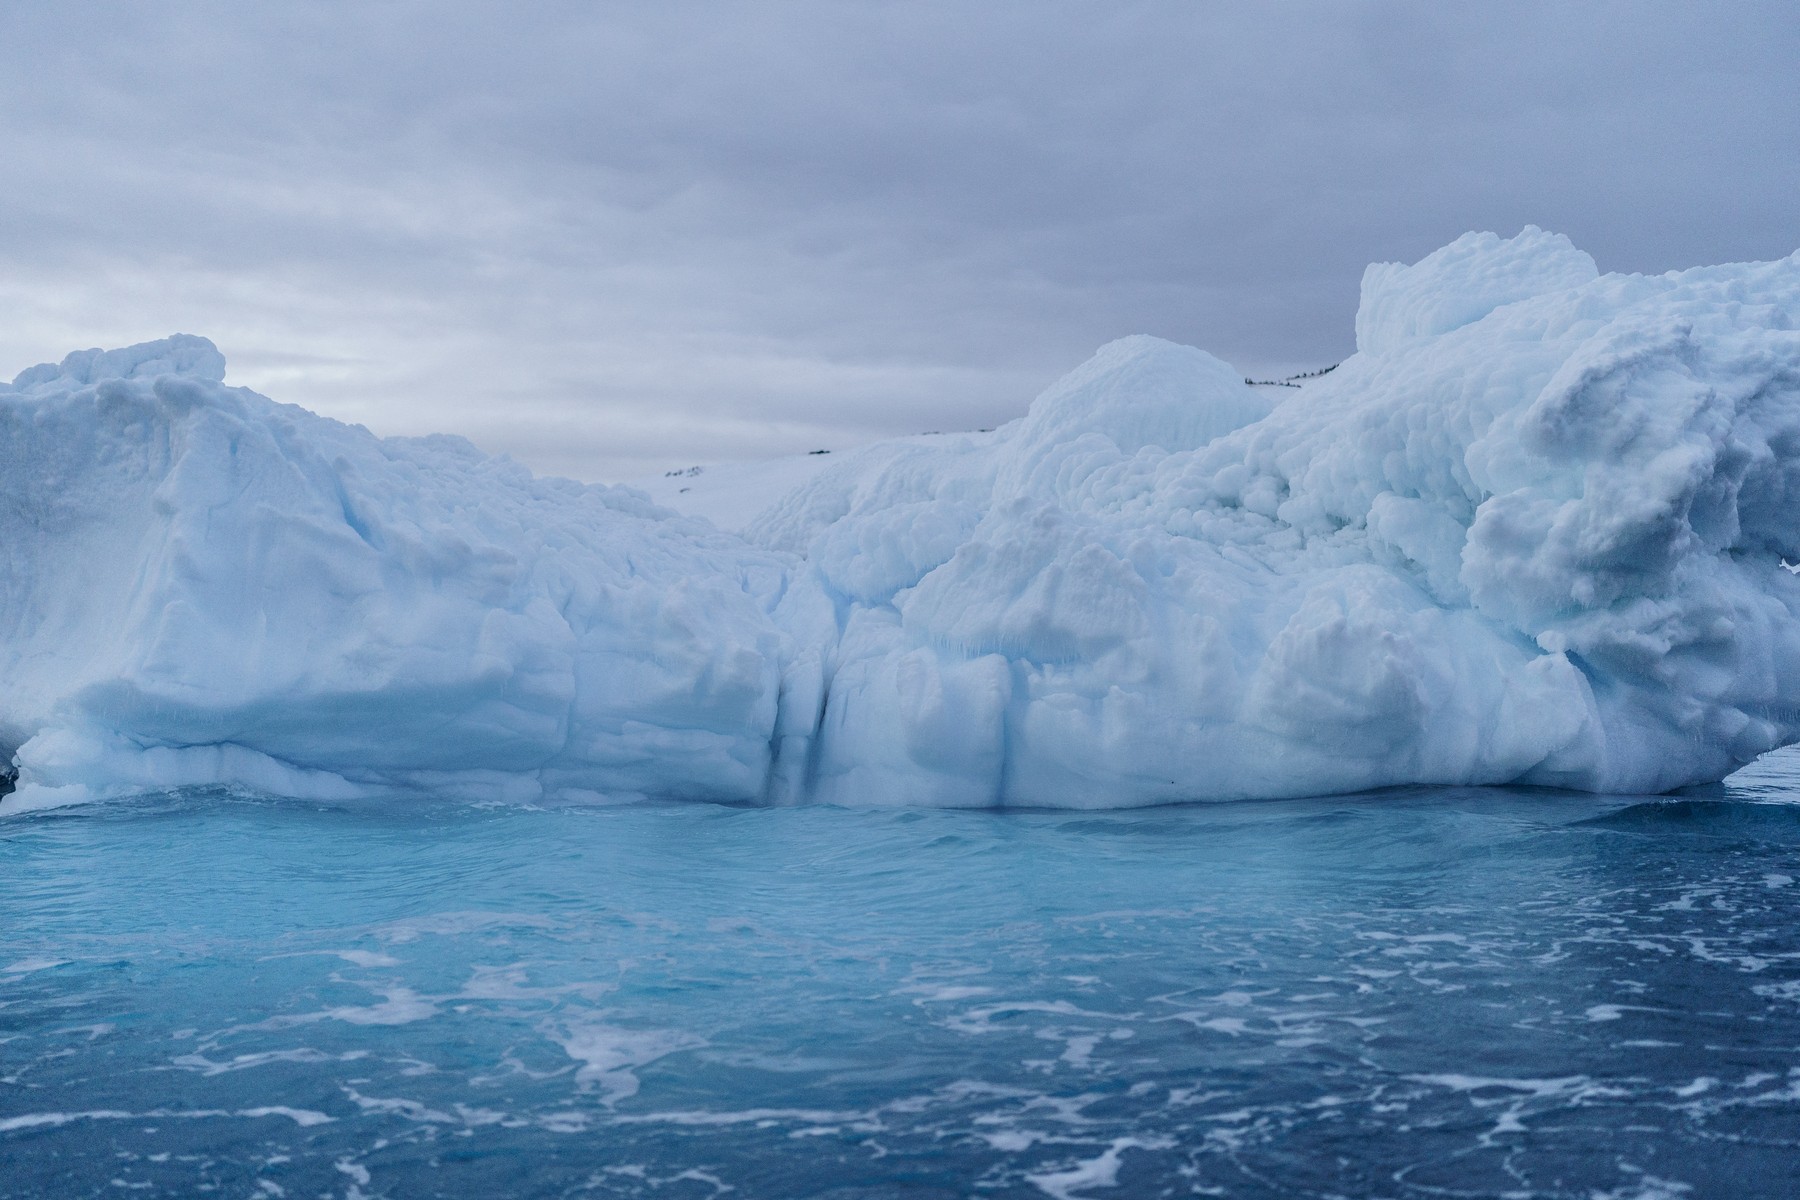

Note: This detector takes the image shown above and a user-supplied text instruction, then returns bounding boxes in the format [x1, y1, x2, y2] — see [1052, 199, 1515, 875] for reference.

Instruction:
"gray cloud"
[3, 1, 1796, 480]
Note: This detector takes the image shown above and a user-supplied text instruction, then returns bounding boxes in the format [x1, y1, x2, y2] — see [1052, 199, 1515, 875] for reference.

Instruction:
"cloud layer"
[3, 2, 1795, 480]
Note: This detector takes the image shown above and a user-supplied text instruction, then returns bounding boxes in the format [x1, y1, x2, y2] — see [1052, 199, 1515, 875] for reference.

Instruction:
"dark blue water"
[4, 756, 1800, 1199]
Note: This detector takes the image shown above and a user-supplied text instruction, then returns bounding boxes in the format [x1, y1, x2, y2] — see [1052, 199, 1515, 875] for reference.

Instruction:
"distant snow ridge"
[5, 226, 1800, 811]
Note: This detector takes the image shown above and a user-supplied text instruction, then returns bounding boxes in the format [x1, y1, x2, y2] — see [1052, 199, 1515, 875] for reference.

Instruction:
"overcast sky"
[3, 2, 1796, 481]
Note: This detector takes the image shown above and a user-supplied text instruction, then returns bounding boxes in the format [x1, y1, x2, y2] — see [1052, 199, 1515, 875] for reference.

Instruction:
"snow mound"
[6, 227, 1800, 811]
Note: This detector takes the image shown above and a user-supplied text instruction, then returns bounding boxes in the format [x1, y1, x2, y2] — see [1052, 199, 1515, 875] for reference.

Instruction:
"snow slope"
[6, 227, 1800, 811]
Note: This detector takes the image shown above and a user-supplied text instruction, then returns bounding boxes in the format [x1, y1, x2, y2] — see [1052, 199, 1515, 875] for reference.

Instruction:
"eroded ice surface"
[6, 227, 1800, 809]
[0, 337, 787, 809]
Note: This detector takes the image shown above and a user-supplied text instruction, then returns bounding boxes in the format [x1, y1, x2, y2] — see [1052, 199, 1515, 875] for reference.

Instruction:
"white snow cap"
[5, 227, 1800, 811]
[1355, 226, 1598, 355]
[6, 332, 227, 393]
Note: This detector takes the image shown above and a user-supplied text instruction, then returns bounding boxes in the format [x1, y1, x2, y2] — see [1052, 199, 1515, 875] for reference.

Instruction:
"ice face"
[0, 346, 788, 810]
[6, 227, 1800, 810]
[771, 234, 1800, 805]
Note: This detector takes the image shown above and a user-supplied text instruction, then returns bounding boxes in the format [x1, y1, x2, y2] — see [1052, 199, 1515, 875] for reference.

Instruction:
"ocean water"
[4, 757, 1800, 1199]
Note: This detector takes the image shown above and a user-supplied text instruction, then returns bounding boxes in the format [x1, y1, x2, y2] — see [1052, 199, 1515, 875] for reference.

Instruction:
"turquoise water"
[4, 757, 1800, 1198]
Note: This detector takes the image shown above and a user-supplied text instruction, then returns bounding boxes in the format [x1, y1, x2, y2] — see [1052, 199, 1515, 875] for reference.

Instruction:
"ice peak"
[7, 334, 226, 394]
[1017, 334, 1270, 456]
[1355, 226, 1599, 356]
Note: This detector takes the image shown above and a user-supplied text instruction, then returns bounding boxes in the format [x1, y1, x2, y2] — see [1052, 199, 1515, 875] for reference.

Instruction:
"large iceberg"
[0, 338, 788, 810]
[5, 228, 1800, 811]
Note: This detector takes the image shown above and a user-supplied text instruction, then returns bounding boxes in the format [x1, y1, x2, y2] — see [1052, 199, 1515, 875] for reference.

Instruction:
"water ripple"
[3, 757, 1800, 1196]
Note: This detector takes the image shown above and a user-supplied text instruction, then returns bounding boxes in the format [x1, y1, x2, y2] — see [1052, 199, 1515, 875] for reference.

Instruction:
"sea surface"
[4, 756, 1800, 1199]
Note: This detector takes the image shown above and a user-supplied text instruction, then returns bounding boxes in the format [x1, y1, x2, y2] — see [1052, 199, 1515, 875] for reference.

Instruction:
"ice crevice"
[5, 230, 1800, 811]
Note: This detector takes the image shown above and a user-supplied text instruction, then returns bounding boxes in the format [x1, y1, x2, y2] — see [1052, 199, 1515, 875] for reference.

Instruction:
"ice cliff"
[6, 227, 1800, 811]
[0, 337, 787, 809]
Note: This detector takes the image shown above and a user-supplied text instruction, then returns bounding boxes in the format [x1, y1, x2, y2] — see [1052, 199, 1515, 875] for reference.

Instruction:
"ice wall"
[6, 227, 1800, 811]
[0, 338, 787, 810]
[755, 228, 1800, 805]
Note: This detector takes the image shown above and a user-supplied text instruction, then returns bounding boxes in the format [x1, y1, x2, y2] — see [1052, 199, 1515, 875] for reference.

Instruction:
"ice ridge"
[5, 227, 1800, 812]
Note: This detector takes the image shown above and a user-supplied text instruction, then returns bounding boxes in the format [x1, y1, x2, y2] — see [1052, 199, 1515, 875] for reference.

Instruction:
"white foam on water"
[333, 950, 401, 968]
[1026, 1136, 1172, 1200]
[0, 1107, 332, 1133]
[373, 912, 559, 944]
[550, 1020, 706, 1106]
[171, 1048, 369, 1076]
[322, 987, 438, 1027]
[2, 958, 67, 975]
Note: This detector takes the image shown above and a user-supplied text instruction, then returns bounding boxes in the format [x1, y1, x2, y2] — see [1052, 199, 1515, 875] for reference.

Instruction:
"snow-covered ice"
[5, 227, 1800, 810]
[0, 336, 787, 810]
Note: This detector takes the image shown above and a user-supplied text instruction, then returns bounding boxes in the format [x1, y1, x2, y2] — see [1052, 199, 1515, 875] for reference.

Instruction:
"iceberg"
[5, 228, 1800, 811]
[0, 337, 788, 810]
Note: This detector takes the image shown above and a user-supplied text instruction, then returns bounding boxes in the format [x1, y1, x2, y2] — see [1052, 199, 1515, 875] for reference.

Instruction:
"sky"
[2, 2, 1796, 483]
